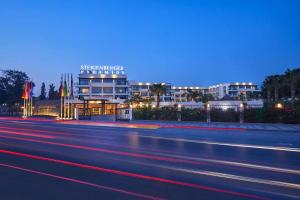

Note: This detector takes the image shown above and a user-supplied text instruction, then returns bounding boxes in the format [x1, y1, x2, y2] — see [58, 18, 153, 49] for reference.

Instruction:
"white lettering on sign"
[80, 65, 125, 75]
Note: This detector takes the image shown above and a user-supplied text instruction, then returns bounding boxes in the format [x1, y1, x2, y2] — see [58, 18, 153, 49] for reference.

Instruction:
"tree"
[262, 76, 273, 101]
[48, 83, 60, 100]
[149, 83, 167, 108]
[284, 68, 300, 99]
[202, 94, 214, 103]
[125, 94, 143, 104]
[272, 75, 281, 101]
[0, 70, 31, 106]
[185, 89, 203, 102]
[262, 67, 300, 101]
[40, 82, 46, 100]
[262, 75, 281, 101]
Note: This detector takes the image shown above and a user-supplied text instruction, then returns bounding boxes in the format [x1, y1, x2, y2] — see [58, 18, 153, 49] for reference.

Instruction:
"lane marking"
[0, 149, 269, 200]
[113, 159, 300, 190]
[0, 163, 165, 200]
[140, 135, 300, 153]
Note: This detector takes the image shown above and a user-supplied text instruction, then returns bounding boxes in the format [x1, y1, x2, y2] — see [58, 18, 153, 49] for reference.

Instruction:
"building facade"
[78, 66, 129, 101]
[208, 82, 260, 100]
[129, 81, 174, 102]
[172, 86, 206, 102]
[76, 66, 261, 106]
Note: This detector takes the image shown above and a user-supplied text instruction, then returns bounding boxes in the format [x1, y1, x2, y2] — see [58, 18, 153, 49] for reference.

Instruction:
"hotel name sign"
[80, 65, 125, 75]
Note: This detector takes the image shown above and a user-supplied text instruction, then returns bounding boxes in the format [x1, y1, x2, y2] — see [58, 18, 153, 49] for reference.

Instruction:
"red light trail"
[0, 163, 165, 200]
[0, 149, 269, 200]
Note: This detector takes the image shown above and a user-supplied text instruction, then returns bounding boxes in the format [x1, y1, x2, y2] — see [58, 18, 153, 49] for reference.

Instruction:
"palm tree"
[285, 68, 300, 99]
[149, 83, 167, 108]
[262, 76, 273, 101]
[126, 94, 143, 105]
[272, 75, 281, 101]
[186, 89, 202, 102]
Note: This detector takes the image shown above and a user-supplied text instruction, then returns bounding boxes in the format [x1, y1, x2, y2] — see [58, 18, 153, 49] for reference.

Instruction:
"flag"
[67, 73, 70, 97]
[63, 73, 68, 97]
[22, 83, 26, 99]
[25, 82, 30, 99]
[59, 74, 64, 97]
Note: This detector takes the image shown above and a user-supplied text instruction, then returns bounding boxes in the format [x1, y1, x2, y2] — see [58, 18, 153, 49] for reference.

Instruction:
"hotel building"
[75, 65, 129, 119]
[208, 82, 260, 100]
[129, 81, 174, 102]
[32, 66, 262, 120]
[78, 65, 129, 101]
[172, 86, 207, 102]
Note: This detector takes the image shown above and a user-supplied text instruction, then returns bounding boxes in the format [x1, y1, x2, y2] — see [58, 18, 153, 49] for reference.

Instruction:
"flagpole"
[31, 96, 33, 116]
[63, 74, 65, 119]
[28, 96, 31, 117]
[64, 73, 66, 119]
[66, 73, 69, 119]
[70, 73, 73, 119]
[60, 94, 63, 119]
[68, 73, 70, 119]
[29, 82, 32, 116]
[23, 97, 25, 117]
[67, 73, 69, 119]
[25, 98, 27, 117]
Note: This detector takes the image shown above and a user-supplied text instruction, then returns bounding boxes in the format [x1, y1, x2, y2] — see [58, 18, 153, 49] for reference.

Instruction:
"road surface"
[0, 117, 300, 200]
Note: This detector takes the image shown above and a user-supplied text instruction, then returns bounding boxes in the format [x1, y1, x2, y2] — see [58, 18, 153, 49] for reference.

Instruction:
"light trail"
[58, 120, 160, 129]
[0, 135, 206, 165]
[140, 135, 300, 153]
[111, 159, 300, 190]
[0, 117, 55, 122]
[162, 125, 245, 131]
[166, 167, 300, 190]
[84, 140, 300, 175]
[0, 163, 165, 200]
[0, 149, 269, 200]
[1, 134, 300, 176]
[0, 126, 112, 139]
[0, 130, 55, 139]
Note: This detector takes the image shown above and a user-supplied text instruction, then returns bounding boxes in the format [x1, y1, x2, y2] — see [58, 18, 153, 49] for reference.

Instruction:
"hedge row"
[133, 107, 239, 122]
[133, 101, 300, 124]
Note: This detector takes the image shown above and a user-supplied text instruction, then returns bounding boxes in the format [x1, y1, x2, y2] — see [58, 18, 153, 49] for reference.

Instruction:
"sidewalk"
[131, 120, 300, 132]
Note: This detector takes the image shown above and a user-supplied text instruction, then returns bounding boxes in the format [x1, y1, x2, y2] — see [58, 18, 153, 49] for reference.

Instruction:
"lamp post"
[275, 103, 283, 109]
[275, 102, 284, 122]
[206, 103, 211, 123]
[239, 103, 244, 124]
[177, 104, 182, 121]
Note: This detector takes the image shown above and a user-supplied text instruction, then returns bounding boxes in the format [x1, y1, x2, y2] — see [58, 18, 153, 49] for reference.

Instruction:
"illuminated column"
[101, 78, 104, 97]
[113, 79, 115, 99]
[177, 104, 182, 121]
[206, 103, 211, 123]
[239, 103, 244, 124]
[89, 79, 92, 98]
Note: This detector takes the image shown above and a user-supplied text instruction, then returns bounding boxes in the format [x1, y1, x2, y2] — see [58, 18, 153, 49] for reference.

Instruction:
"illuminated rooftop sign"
[80, 65, 125, 75]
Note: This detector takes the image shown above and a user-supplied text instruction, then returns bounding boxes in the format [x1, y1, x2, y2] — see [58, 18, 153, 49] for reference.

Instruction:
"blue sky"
[0, 0, 299, 92]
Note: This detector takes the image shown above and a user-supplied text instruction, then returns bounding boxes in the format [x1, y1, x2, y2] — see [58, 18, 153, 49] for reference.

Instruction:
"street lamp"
[206, 103, 211, 123]
[177, 104, 182, 121]
[275, 103, 283, 109]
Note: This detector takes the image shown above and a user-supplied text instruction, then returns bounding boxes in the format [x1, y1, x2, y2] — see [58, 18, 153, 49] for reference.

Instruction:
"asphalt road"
[0, 117, 300, 200]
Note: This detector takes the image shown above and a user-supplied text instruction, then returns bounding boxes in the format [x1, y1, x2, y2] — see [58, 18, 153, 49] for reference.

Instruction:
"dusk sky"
[0, 0, 300, 92]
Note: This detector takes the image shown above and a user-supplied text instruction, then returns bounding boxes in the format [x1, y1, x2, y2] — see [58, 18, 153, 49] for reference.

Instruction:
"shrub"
[210, 108, 239, 122]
